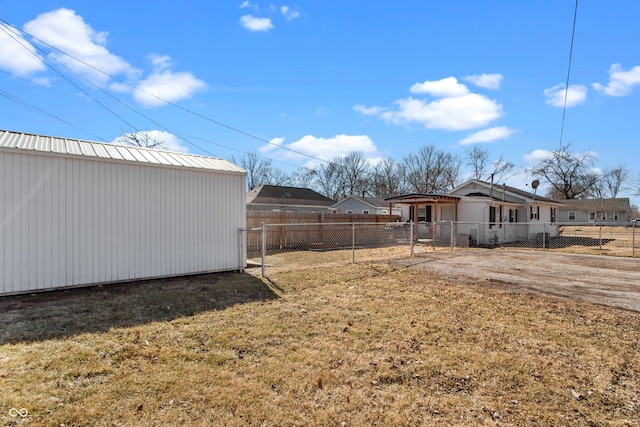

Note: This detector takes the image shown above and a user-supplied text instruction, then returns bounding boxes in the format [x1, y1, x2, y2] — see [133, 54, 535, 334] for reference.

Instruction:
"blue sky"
[0, 1, 639, 203]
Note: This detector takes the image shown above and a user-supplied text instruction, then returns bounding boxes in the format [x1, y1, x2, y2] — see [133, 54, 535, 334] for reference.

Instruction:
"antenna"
[531, 180, 539, 201]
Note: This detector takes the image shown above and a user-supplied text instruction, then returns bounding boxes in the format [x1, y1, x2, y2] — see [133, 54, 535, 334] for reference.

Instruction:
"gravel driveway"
[393, 249, 640, 312]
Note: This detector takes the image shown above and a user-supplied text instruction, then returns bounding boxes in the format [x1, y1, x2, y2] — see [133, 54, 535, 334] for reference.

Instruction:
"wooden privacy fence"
[245, 212, 402, 252]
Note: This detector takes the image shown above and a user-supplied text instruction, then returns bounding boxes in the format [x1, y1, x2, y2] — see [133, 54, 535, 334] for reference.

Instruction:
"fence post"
[450, 220, 454, 250]
[543, 223, 546, 249]
[238, 228, 244, 273]
[410, 221, 414, 256]
[352, 222, 356, 263]
[633, 224, 636, 257]
[261, 222, 266, 277]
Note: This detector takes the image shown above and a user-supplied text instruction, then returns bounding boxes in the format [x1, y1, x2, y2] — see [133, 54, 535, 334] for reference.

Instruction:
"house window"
[381, 210, 388, 214]
[607, 211, 618, 221]
[550, 207, 557, 223]
[489, 205, 496, 228]
[509, 209, 516, 223]
[499, 205, 503, 228]
[362, 210, 370, 214]
[530, 206, 539, 220]
[346, 210, 353, 214]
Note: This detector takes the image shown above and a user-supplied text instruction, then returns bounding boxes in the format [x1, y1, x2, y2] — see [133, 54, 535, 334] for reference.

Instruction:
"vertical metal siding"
[0, 150, 245, 295]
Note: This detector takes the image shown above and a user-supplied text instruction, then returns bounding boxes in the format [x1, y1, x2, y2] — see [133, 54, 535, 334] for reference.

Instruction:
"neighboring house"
[246, 185, 335, 212]
[331, 196, 401, 215]
[0, 129, 246, 296]
[385, 179, 564, 245]
[558, 198, 631, 222]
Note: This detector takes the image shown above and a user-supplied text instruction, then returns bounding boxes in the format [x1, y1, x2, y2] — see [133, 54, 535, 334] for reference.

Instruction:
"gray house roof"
[558, 198, 630, 212]
[247, 185, 335, 207]
[333, 196, 394, 209]
[450, 179, 561, 204]
[0, 129, 244, 174]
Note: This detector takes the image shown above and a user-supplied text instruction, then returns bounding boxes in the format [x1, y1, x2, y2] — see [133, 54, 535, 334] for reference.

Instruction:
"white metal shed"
[0, 129, 247, 296]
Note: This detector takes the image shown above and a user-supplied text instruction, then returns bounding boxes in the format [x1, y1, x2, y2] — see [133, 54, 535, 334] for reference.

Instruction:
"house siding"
[1, 148, 245, 296]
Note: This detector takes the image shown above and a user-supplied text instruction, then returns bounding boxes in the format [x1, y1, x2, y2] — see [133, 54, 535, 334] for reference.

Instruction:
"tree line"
[231, 144, 632, 202]
[117, 132, 634, 202]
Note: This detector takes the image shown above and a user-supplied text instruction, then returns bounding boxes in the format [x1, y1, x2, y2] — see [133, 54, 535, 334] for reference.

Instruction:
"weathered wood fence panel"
[245, 212, 401, 252]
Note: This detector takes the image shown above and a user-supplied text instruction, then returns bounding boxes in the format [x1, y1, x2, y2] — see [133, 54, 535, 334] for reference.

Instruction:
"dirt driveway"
[393, 249, 640, 312]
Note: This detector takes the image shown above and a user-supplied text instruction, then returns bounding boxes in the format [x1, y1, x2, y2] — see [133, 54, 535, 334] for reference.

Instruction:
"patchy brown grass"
[1, 262, 639, 426]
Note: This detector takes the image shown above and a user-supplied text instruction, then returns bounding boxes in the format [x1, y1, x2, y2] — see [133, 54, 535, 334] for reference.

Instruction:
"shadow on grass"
[0, 272, 278, 345]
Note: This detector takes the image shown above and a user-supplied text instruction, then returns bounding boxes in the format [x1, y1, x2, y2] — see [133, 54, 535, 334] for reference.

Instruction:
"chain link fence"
[244, 222, 414, 276]
[242, 221, 639, 276]
[436, 221, 639, 257]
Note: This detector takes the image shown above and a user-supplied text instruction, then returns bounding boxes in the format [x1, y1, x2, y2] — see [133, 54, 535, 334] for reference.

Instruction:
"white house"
[385, 179, 564, 245]
[331, 196, 401, 216]
[0, 129, 246, 296]
[558, 198, 631, 223]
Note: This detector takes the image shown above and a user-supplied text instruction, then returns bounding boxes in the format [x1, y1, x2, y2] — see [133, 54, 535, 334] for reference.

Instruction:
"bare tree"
[314, 152, 373, 200]
[489, 156, 515, 184]
[400, 145, 461, 193]
[371, 158, 405, 198]
[338, 151, 372, 198]
[465, 146, 489, 180]
[314, 161, 344, 200]
[465, 146, 514, 183]
[600, 166, 628, 198]
[117, 130, 169, 149]
[231, 152, 282, 191]
[528, 144, 600, 200]
[288, 167, 316, 189]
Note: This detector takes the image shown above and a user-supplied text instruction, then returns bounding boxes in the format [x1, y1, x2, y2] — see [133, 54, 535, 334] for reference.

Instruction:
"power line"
[0, 18, 331, 166]
[0, 88, 109, 142]
[559, 0, 579, 149]
[0, 23, 142, 134]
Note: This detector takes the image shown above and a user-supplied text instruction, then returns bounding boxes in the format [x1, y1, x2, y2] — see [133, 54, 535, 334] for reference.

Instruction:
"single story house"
[246, 185, 335, 212]
[557, 198, 631, 223]
[331, 196, 401, 215]
[385, 179, 564, 245]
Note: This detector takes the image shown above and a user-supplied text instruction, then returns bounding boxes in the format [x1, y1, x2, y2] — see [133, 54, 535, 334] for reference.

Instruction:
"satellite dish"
[531, 179, 540, 189]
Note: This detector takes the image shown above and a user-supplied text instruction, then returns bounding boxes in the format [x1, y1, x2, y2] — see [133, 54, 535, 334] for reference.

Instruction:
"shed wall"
[1, 150, 245, 295]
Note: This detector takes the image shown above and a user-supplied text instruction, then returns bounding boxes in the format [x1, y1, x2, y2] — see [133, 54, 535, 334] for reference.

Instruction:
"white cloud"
[240, 15, 274, 32]
[380, 94, 503, 131]
[24, 8, 135, 86]
[148, 54, 172, 72]
[544, 83, 588, 107]
[353, 104, 386, 115]
[134, 70, 207, 107]
[260, 134, 379, 167]
[281, 6, 300, 20]
[410, 77, 469, 97]
[593, 63, 640, 96]
[356, 76, 505, 131]
[459, 126, 515, 145]
[0, 23, 46, 76]
[464, 73, 503, 90]
[260, 137, 285, 153]
[239, 1, 251, 8]
[523, 149, 552, 164]
[113, 130, 189, 153]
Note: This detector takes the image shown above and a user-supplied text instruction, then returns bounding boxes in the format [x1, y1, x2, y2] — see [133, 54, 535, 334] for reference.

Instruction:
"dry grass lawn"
[1, 257, 639, 426]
